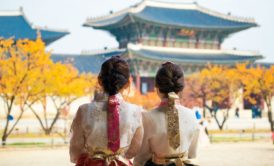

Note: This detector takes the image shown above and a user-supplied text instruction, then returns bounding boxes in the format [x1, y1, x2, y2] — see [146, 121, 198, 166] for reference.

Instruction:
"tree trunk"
[266, 103, 273, 132]
[6, 110, 24, 137]
[212, 108, 229, 131]
[213, 114, 223, 130]
[2, 117, 10, 146]
[1, 98, 15, 146]
[45, 129, 51, 135]
[47, 111, 61, 135]
[202, 97, 206, 118]
[1, 134, 7, 146]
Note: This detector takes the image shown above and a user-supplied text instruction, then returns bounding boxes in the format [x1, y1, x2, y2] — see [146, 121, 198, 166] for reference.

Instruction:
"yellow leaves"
[0, 40, 12, 59]
[37, 62, 95, 98]
[0, 38, 97, 105]
[233, 63, 274, 105]
[186, 65, 238, 108]
[16, 36, 46, 56]
[235, 63, 248, 73]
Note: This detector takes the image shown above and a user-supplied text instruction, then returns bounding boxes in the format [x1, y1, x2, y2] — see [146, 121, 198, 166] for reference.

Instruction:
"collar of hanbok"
[160, 98, 180, 107]
[94, 92, 124, 102]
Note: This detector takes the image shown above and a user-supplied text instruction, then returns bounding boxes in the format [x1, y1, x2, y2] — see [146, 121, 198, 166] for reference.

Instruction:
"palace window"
[141, 82, 148, 94]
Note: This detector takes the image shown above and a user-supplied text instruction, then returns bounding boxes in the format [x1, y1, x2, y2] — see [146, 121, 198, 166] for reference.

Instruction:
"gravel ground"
[0, 142, 273, 166]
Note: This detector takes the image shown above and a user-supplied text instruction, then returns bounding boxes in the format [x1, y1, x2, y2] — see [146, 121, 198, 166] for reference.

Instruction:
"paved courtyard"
[0, 142, 273, 166]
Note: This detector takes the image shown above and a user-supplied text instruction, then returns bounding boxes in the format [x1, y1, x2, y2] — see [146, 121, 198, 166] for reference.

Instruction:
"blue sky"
[1, 0, 273, 62]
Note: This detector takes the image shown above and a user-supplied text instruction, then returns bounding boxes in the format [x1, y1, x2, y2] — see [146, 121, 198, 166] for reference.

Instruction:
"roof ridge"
[85, 0, 192, 24]
[84, 2, 141, 24]
[0, 8, 23, 16]
[84, 0, 256, 25]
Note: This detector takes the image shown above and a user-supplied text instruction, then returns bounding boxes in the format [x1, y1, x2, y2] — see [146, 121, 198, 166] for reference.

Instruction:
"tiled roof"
[0, 9, 69, 45]
[84, 0, 257, 30]
[51, 49, 125, 73]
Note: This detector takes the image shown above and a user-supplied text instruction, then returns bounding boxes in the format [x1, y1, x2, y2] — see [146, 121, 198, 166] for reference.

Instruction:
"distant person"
[193, 107, 210, 146]
[198, 118, 211, 147]
[251, 105, 256, 118]
[70, 56, 144, 166]
[252, 105, 262, 118]
[194, 107, 202, 120]
[134, 62, 199, 166]
[235, 107, 240, 118]
[257, 106, 262, 118]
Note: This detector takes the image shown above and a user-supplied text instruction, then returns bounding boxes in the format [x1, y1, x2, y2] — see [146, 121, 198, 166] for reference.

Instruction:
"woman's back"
[81, 94, 142, 149]
[134, 62, 200, 166]
[143, 104, 199, 156]
[70, 93, 143, 163]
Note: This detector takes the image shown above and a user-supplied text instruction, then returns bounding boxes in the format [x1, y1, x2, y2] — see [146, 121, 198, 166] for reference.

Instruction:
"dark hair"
[98, 56, 130, 96]
[155, 62, 184, 96]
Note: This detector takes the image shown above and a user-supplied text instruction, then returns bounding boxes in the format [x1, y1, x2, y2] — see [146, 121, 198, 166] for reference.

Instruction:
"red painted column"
[136, 74, 141, 93]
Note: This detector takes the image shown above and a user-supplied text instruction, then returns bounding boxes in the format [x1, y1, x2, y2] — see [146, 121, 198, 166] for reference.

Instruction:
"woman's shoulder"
[176, 104, 199, 130]
[78, 103, 90, 111]
[76, 102, 101, 114]
[142, 107, 165, 123]
[122, 101, 144, 113]
[121, 102, 144, 127]
[145, 107, 162, 115]
[73, 103, 90, 117]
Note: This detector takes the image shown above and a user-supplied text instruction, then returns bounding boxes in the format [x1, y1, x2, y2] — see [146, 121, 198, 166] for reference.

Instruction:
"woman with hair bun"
[70, 56, 144, 166]
[134, 62, 199, 166]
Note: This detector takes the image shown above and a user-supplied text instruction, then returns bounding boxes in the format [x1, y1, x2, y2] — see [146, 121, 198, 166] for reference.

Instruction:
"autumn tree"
[186, 65, 241, 130]
[26, 59, 96, 135]
[236, 64, 274, 132]
[204, 66, 240, 130]
[0, 38, 50, 145]
[0, 37, 97, 143]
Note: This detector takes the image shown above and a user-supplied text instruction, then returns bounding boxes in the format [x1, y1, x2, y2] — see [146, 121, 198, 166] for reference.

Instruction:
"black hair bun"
[98, 56, 130, 95]
[155, 62, 184, 94]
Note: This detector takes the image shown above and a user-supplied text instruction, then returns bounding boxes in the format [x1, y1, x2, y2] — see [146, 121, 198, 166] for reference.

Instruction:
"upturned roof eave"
[83, 0, 257, 30]
[126, 44, 263, 65]
[84, 14, 257, 32]
[128, 51, 262, 65]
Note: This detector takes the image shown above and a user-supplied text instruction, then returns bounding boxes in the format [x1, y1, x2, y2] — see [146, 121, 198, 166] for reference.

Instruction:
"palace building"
[0, 1, 263, 94]
[83, 0, 262, 93]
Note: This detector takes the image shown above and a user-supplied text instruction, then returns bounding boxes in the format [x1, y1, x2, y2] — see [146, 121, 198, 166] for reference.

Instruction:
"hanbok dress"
[134, 99, 199, 166]
[70, 93, 144, 166]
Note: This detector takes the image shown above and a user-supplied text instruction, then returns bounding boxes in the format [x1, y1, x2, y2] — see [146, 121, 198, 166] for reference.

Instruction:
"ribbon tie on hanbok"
[107, 95, 120, 153]
[160, 92, 181, 149]
[152, 152, 199, 166]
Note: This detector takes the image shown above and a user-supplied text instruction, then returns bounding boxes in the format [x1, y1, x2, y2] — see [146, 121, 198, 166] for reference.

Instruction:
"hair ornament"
[168, 92, 179, 100]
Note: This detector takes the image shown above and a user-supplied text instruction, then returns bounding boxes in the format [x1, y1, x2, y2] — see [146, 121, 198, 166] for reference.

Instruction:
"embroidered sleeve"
[133, 112, 152, 166]
[69, 105, 86, 163]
